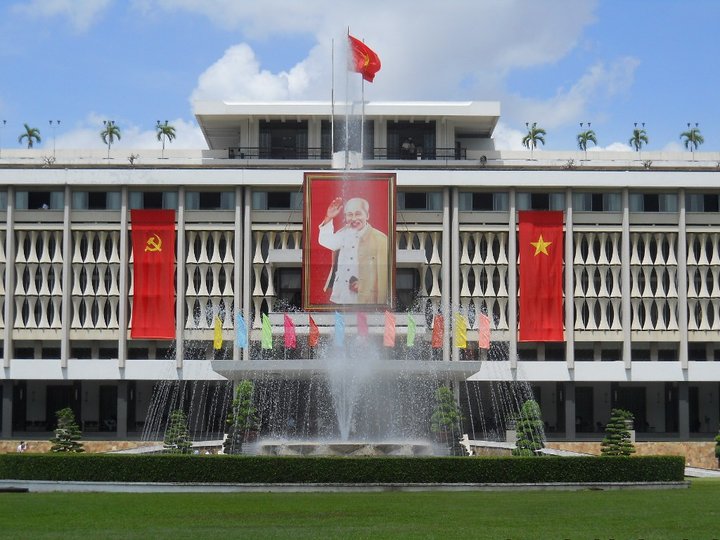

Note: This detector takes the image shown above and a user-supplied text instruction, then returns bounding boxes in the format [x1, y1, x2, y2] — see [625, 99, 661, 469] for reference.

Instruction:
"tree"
[156, 120, 176, 159]
[163, 409, 192, 454]
[49, 407, 85, 453]
[100, 120, 121, 159]
[223, 380, 259, 454]
[577, 129, 597, 160]
[600, 408, 636, 456]
[715, 428, 720, 466]
[680, 125, 704, 160]
[512, 399, 545, 456]
[522, 122, 546, 159]
[628, 127, 649, 152]
[18, 124, 41, 149]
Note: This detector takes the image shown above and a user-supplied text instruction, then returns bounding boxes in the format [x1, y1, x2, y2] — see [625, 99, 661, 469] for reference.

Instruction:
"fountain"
[140, 40, 545, 456]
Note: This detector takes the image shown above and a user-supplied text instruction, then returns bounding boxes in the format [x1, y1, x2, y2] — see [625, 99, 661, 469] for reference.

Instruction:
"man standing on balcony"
[318, 197, 388, 305]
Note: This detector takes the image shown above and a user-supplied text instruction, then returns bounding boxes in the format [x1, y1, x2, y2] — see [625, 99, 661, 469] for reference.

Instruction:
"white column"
[677, 189, 688, 369]
[3, 186, 15, 367]
[451, 188, 460, 361]
[508, 190, 518, 370]
[60, 185, 72, 368]
[442, 188, 451, 362]
[233, 186, 243, 361]
[565, 188, 575, 369]
[621, 189, 631, 368]
[117, 188, 129, 369]
[175, 187, 186, 369]
[242, 187, 252, 361]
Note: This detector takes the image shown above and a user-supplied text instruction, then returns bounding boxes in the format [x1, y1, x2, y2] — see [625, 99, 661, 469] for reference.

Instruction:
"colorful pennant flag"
[213, 316, 223, 350]
[383, 311, 396, 347]
[348, 35, 381, 82]
[431, 314, 444, 349]
[284, 314, 297, 349]
[357, 312, 369, 338]
[454, 313, 467, 349]
[308, 315, 320, 348]
[261, 313, 273, 350]
[334, 312, 345, 347]
[478, 313, 491, 350]
[130, 209, 176, 339]
[519, 211, 564, 342]
[407, 314, 416, 347]
[236, 312, 248, 349]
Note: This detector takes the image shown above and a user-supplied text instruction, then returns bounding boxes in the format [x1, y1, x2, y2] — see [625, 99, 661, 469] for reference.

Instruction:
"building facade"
[1, 101, 719, 442]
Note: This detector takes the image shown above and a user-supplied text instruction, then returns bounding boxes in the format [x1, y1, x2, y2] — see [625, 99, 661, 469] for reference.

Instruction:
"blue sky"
[0, 0, 717, 152]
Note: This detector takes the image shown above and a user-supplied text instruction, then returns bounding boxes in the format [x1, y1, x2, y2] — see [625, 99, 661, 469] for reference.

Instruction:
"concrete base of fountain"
[251, 439, 436, 457]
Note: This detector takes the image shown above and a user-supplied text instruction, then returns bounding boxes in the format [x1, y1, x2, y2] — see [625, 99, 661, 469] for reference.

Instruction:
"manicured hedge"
[0, 454, 685, 484]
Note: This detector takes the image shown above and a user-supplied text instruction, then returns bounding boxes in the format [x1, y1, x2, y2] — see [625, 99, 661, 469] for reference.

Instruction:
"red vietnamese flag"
[308, 315, 320, 347]
[130, 210, 176, 339]
[348, 35, 381, 82]
[519, 211, 564, 342]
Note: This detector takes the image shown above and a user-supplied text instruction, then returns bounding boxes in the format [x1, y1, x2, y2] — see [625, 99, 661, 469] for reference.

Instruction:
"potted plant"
[512, 399, 545, 456]
[430, 386, 463, 453]
[223, 380, 260, 454]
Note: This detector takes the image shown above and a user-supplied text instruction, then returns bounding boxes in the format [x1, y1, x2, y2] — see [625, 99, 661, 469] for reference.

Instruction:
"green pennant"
[261, 313, 273, 350]
[407, 315, 416, 347]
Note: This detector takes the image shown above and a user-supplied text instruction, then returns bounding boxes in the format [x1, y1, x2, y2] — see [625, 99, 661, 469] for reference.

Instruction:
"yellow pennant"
[213, 316, 223, 350]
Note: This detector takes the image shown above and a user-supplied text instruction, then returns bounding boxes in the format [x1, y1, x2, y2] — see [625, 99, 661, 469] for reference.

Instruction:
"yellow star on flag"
[531, 234, 552, 256]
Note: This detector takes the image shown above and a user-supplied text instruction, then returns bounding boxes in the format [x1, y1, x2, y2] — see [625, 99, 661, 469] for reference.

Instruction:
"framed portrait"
[302, 172, 396, 311]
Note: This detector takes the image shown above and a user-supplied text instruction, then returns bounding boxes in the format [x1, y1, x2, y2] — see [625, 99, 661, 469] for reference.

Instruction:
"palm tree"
[577, 129, 597, 161]
[680, 124, 704, 160]
[522, 122, 546, 159]
[101, 120, 121, 159]
[18, 123, 41, 149]
[629, 124, 649, 158]
[156, 120, 176, 159]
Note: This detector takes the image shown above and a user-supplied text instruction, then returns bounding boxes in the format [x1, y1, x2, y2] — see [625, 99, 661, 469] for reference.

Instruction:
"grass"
[0, 479, 718, 539]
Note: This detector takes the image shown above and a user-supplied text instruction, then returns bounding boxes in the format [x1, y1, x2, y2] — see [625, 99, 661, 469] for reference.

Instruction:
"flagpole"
[345, 27, 350, 170]
[331, 38, 335, 157]
[360, 77, 365, 159]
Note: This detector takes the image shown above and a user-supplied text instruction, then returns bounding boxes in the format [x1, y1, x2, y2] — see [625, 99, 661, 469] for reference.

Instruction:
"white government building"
[1, 100, 719, 444]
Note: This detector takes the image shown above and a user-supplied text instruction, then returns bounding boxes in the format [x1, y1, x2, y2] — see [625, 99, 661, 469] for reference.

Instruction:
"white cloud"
[54, 114, 206, 149]
[505, 57, 640, 129]
[492, 123, 526, 151]
[588, 142, 632, 152]
[191, 44, 311, 102]
[12, 0, 113, 32]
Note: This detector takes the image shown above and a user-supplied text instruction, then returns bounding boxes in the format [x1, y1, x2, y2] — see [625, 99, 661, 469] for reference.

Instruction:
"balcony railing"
[227, 147, 467, 161]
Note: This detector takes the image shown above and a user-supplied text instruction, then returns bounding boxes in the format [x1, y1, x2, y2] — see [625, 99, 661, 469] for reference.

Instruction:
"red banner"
[131, 210, 176, 339]
[519, 211, 564, 342]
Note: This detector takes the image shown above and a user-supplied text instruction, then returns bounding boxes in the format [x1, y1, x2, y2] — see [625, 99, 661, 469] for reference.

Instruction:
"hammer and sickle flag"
[131, 209, 176, 339]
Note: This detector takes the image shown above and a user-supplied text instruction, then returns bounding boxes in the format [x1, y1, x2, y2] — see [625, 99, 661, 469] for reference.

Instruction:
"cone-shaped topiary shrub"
[512, 399, 545, 456]
[49, 407, 85, 453]
[601, 408, 636, 456]
[223, 380, 259, 455]
[163, 409, 192, 454]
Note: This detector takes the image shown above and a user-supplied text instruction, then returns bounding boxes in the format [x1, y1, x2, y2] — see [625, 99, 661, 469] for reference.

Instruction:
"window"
[129, 191, 178, 209]
[573, 192, 621, 212]
[517, 192, 564, 211]
[396, 269, 420, 311]
[631, 347, 651, 361]
[601, 348, 621, 361]
[14, 348, 35, 359]
[252, 191, 302, 210]
[259, 120, 308, 159]
[98, 347, 118, 359]
[274, 268, 302, 310]
[0, 191, 7, 210]
[70, 348, 92, 359]
[459, 192, 508, 211]
[15, 191, 64, 210]
[658, 348, 677, 361]
[688, 344, 708, 361]
[398, 192, 442, 211]
[186, 191, 235, 210]
[72, 191, 121, 210]
[545, 344, 565, 361]
[629, 193, 677, 212]
[574, 348, 594, 361]
[687, 193, 720, 212]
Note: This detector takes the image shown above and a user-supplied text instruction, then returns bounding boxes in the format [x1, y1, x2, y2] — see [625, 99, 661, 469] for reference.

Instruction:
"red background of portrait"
[303, 172, 395, 311]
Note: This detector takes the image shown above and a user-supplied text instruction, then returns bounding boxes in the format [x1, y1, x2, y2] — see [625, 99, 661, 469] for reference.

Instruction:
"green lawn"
[1, 479, 718, 539]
